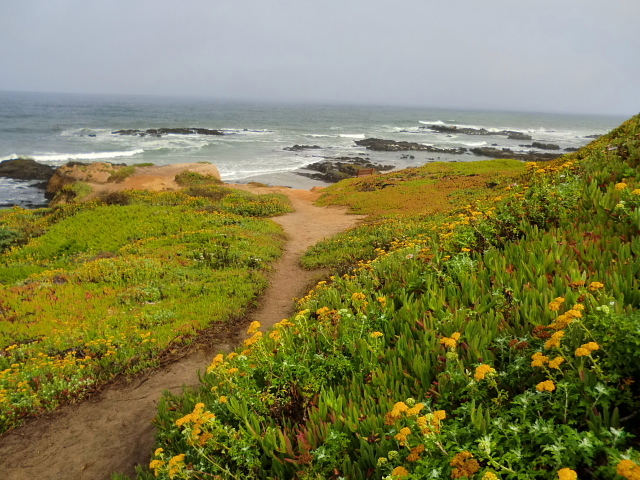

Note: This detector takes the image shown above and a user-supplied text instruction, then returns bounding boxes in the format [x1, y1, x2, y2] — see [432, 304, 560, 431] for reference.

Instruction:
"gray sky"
[1, 0, 639, 115]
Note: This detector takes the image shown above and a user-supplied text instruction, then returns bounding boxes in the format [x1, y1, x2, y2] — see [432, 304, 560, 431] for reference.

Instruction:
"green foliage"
[174, 171, 223, 186]
[107, 165, 137, 183]
[0, 190, 289, 433]
[138, 115, 640, 479]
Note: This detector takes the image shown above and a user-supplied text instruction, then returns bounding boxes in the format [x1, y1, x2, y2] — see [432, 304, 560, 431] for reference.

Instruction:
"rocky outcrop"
[112, 128, 224, 137]
[355, 138, 466, 154]
[470, 147, 562, 162]
[0, 158, 56, 181]
[283, 145, 322, 151]
[531, 142, 560, 150]
[297, 157, 394, 183]
[46, 162, 222, 204]
[425, 125, 532, 140]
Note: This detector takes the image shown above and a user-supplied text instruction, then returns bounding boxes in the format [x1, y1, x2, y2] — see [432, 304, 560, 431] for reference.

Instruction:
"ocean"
[0, 91, 628, 208]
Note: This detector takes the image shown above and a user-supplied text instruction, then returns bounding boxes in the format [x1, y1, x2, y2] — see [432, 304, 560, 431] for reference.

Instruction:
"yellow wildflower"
[474, 364, 496, 381]
[219, 396, 228, 403]
[450, 451, 480, 479]
[393, 401, 409, 413]
[407, 444, 425, 461]
[246, 321, 261, 335]
[482, 472, 499, 480]
[391, 466, 410, 478]
[269, 330, 282, 341]
[406, 403, 425, 416]
[548, 356, 565, 369]
[536, 380, 556, 392]
[154, 448, 164, 457]
[615, 182, 628, 190]
[531, 352, 549, 367]
[227, 367, 239, 374]
[575, 347, 590, 357]
[631, 189, 640, 196]
[588, 281, 604, 291]
[583, 341, 600, 352]
[351, 292, 366, 301]
[434, 410, 447, 421]
[617, 459, 640, 480]
[557, 468, 577, 480]
[548, 297, 565, 311]
[395, 426, 412, 444]
[545, 330, 565, 349]
[370, 331, 384, 338]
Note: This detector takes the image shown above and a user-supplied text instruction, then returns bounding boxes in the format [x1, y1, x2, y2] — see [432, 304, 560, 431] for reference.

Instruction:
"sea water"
[0, 91, 627, 208]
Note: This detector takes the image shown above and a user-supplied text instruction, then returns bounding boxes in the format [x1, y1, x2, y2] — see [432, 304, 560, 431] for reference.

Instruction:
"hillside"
[130, 115, 640, 479]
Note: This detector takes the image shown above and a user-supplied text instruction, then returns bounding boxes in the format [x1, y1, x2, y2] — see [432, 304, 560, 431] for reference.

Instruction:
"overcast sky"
[1, 0, 639, 115]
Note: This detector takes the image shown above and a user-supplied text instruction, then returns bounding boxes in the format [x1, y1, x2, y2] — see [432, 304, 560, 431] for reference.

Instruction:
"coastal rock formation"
[470, 147, 562, 162]
[297, 157, 394, 183]
[283, 145, 322, 151]
[425, 124, 533, 140]
[355, 138, 466, 154]
[531, 141, 560, 150]
[112, 128, 224, 137]
[47, 161, 222, 203]
[0, 158, 56, 181]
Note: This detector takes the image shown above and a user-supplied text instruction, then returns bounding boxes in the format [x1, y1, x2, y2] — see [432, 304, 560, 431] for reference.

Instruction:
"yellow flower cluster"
[575, 342, 600, 357]
[536, 380, 556, 392]
[474, 364, 496, 381]
[615, 182, 628, 190]
[588, 281, 604, 292]
[370, 331, 384, 339]
[557, 468, 577, 480]
[617, 459, 640, 480]
[416, 410, 447, 435]
[450, 451, 480, 479]
[548, 297, 565, 311]
[544, 330, 565, 349]
[440, 332, 461, 349]
[391, 466, 410, 478]
[175, 402, 216, 446]
[482, 472, 499, 480]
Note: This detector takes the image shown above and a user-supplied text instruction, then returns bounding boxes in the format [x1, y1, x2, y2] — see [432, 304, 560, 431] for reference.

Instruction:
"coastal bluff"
[47, 161, 221, 203]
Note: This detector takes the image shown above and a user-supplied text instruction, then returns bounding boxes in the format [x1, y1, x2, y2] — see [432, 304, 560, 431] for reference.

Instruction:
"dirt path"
[0, 186, 364, 480]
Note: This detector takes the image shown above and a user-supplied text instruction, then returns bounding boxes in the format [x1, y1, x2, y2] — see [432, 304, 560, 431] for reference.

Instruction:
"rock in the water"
[112, 128, 224, 136]
[0, 158, 56, 181]
[283, 145, 322, 151]
[297, 157, 394, 183]
[355, 138, 466, 154]
[470, 147, 562, 162]
[531, 142, 560, 150]
[426, 125, 532, 140]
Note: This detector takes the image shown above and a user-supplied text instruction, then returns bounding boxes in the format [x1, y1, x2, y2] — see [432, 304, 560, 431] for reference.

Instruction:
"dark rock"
[531, 142, 560, 150]
[564, 147, 579, 152]
[355, 138, 466, 154]
[0, 158, 56, 181]
[283, 145, 322, 151]
[585, 134, 601, 139]
[112, 128, 224, 137]
[507, 132, 533, 140]
[470, 147, 562, 162]
[426, 124, 531, 140]
[296, 157, 394, 183]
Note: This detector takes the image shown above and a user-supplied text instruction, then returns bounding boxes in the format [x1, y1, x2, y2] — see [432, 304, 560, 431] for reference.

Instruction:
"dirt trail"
[0, 185, 364, 480]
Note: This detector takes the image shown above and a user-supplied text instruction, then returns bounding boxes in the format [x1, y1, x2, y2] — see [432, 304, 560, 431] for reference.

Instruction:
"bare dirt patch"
[0, 183, 364, 480]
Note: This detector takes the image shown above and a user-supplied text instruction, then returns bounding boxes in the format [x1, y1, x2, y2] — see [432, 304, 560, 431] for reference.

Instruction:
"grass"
[129, 115, 640, 479]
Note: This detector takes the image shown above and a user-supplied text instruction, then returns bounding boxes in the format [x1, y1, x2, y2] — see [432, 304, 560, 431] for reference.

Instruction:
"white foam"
[462, 141, 488, 147]
[339, 134, 365, 139]
[420, 120, 446, 125]
[27, 149, 145, 162]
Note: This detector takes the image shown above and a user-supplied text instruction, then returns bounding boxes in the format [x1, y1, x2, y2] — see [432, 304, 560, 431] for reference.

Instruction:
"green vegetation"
[175, 171, 223, 186]
[108, 165, 137, 183]
[303, 159, 525, 270]
[0, 188, 292, 433]
[132, 115, 640, 479]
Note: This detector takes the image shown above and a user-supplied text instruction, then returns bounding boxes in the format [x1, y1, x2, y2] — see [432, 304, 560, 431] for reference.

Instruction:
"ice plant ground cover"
[0, 186, 292, 433]
[130, 115, 640, 479]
